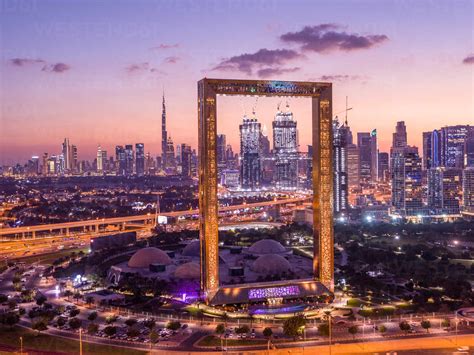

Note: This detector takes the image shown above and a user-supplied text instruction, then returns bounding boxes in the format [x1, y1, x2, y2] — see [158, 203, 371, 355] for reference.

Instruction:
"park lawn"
[346, 298, 364, 307]
[0, 326, 146, 355]
[198, 335, 268, 347]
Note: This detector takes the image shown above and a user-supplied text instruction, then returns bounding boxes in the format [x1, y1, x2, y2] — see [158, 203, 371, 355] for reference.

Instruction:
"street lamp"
[19, 336, 23, 355]
[79, 328, 83, 355]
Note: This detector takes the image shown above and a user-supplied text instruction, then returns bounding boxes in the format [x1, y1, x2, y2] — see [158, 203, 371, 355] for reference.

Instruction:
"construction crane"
[334, 96, 353, 125]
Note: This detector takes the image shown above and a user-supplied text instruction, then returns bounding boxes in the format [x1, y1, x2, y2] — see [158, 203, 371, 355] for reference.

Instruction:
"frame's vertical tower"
[198, 80, 219, 299]
[312, 88, 334, 291]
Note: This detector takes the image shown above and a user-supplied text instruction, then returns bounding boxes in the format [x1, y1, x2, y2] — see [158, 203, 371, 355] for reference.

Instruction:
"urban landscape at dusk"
[0, 1, 473, 354]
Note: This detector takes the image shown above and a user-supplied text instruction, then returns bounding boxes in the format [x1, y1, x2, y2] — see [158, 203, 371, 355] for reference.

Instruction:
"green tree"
[63, 290, 73, 301]
[8, 300, 17, 310]
[127, 327, 140, 337]
[70, 309, 80, 317]
[379, 325, 387, 335]
[348, 325, 358, 339]
[283, 315, 306, 339]
[68, 317, 82, 330]
[166, 320, 181, 331]
[104, 326, 117, 337]
[57, 316, 67, 327]
[125, 318, 138, 327]
[399, 321, 410, 333]
[32, 319, 48, 335]
[85, 296, 94, 307]
[421, 320, 431, 333]
[105, 315, 117, 325]
[263, 327, 273, 338]
[87, 323, 98, 335]
[215, 324, 225, 335]
[150, 329, 159, 343]
[441, 319, 450, 329]
[36, 294, 47, 306]
[87, 311, 98, 322]
[2, 312, 19, 329]
[144, 318, 156, 330]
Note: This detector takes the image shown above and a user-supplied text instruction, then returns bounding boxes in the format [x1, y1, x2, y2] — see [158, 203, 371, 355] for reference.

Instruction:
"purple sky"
[1, 0, 473, 164]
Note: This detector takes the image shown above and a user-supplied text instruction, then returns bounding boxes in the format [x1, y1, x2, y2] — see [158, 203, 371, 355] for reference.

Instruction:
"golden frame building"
[198, 78, 334, 304]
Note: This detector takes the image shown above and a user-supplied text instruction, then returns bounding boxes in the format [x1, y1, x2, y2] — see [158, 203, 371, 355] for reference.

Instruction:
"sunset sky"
[1, 0, 473, 164]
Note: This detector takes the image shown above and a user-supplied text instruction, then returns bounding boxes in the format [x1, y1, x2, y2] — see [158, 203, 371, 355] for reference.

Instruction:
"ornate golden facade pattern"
[198, 78, 334, 302]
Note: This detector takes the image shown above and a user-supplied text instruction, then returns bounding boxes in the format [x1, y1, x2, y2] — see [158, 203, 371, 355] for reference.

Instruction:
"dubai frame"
[198, 78, 334, 304]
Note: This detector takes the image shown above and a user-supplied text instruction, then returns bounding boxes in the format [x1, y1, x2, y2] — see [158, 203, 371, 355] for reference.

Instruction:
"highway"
[0, 196, 308, 239]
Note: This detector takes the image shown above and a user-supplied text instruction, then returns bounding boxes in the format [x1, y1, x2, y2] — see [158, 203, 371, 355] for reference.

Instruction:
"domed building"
[246, 239, 290, 256]
[127, 247, 172, 268]
[252, 254, 292, 275]
[182, 240, 200, 257]
[173, 262, 200, 280]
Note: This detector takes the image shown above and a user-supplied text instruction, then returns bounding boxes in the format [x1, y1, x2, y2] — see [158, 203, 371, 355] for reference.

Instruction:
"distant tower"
[161, 92, 168, 172]
[273, 103, 298, 189]
[239, 114, 262, 189]
[135, 143, 145, 176]
[333, 117, 348, 214]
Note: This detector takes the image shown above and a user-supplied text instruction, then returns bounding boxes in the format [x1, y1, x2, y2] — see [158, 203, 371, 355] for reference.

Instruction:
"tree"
[105, 315, 117, 325]
[283, 315, 306, 339]
[87, 323, 98, 335]
[70, 309, 80, 317]
[57, 316, 67, 327]
[32, 319, 48, 335]
[378, 325, 387, 335]
[8, 300, 17, 310]
[150, 329, 159, 343]
[144, 318, 156, 330]
[69, 317, 82, 330]
[88, 311, 98, 322]
[63, 290, 73, 301]
[125, 318, 137, 327]
[399, 321, 410, 333]
[235, 325, 250, 335]
[348, 325, 358, 339]
[318, 323, 330, 337]
[215, 324, 225, 335]
[442, 319, 451, 329]
[263, 327, 273, 338]
[1, 312, 19, 329]
[85, 296, 94, 307]
[127, 327, 140, 337]
[421, 320, 431, 333]
[36, 294, 47, 306]
[104, 326, 117, 337]
[166, 321, 181, 331]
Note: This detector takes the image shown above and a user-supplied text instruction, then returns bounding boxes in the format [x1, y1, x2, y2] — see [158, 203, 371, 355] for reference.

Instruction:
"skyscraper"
[392, 121, 408, 149]
[135, 143, 145, 176]
[181, 143, 192, 178]
[357, 132, 372, 183]
[165, 137, 176, 174]
[217, 134, 227, 164]
[440, 125, 472, 168]
[422, 131, 432, 170]
[125, 144, 134, 176]
[71, 145, 78, 172]
[428, 167, 462, 215]
[463, 168, 474, 213]
[115, 145, 126, 175]
[62, 138, 72, 172]
[464, 129, 474, 167]
[161, 92, 168, 172]
[391, 145, 423, 216]
[378, 152, 389, 182]
[273, 105, 298, 189]
[347, 144, 360, 188]
[333, 117, 348, 214]
[239, 114, 261, 189]
[97, 145, 104, 173]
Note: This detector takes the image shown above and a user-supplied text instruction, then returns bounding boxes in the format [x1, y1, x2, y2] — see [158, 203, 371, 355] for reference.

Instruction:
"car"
[457, 346, 470, 351]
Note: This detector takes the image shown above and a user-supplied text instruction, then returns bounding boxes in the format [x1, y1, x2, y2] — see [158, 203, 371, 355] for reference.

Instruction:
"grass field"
[197, 335, 268, 347]
[0, 326, 146, 355]
[14, 247, 89, 265]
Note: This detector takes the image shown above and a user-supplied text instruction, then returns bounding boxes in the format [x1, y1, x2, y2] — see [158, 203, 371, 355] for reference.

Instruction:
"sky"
[0, 0, 473, 164]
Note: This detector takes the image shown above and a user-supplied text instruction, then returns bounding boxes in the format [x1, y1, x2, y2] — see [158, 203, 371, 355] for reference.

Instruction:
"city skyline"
[1, 0, 473, 164]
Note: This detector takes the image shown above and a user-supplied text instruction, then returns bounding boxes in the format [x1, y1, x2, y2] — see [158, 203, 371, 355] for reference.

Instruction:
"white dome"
[182, 240, 200, 257]
[173, 262, 200, 280]
[252, 254, 291, 275]
[248, 239, 286, 255]
[128, 247, 172, 268]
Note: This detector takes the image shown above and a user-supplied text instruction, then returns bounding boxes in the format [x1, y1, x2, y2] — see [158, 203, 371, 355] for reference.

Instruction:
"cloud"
[463, 55, 474, 64]
[9, 58, 45, 66]
[281, 23, 388, 53]
[150, 43, 179, 50]
[257, 67, 300, 78]
[212, 48, 302, 75]
[315, 74, 362, 82]
[42, 62, 71, 73]
[163, 56, 180, 64]
[125, 62, 151, 73]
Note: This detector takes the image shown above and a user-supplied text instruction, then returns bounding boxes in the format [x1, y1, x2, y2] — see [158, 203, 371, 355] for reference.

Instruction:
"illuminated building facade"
[239, 116, 262, 189]
[135, 143, 145, 176]
[463, 168, 474, 213]
[428, 167, 462, 215]
[333, 117, 348, 213]
[161, 93, 168, 171]
[198, 78, 334, 303]
[273, 106, 299, 189]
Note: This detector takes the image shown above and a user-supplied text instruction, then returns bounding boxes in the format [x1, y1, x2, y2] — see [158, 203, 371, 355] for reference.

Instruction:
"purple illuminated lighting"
[248, 285, 300, 300]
